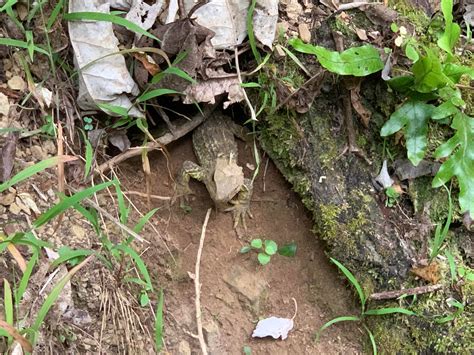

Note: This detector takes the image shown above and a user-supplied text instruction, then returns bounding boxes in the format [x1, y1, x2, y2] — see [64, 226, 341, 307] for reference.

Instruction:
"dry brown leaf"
[183, 77, 245, 108]
[0, 319, 32, 353]
[350, 88, 371, 127]
[1, 132, 18, 182]
[133, 52, 160, 76]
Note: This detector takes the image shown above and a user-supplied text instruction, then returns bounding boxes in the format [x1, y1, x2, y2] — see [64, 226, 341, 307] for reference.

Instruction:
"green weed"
[240, 238, 297, 265]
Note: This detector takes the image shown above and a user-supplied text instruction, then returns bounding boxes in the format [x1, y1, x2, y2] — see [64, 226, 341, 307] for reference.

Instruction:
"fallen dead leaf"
[7, 76, 26, 91]
[0, 93, 10, 116]
[0, 132, 18, 182]
[183, 77, 245, 108]
[298, 23, 311, 43]
[356, 28, 368, 41]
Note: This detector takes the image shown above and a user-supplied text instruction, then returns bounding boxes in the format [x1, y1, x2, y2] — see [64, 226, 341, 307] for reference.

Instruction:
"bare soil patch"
[117, 134, 364, 354]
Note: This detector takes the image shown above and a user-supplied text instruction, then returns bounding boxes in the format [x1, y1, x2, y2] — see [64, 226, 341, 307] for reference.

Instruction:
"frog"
[175, 114, 253, 229]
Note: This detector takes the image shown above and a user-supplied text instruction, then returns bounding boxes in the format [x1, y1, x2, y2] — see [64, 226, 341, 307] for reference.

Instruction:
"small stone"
[223, 265, 267, 312]
[276, 21, 289, 37]
[15, 196, 30, 215]
[30, 145, 47, 161]
[9, 202, 21, 215]
[42, 140, 57, 155]
[274, 44, 286, 59]
[71, 225, 86, 240]
[0, 190, 16, 206]
[0, 93, 10, 116]
[177, 340, 191, 355]
[7, 75, 26, 91]
[298, 23, 311, 43]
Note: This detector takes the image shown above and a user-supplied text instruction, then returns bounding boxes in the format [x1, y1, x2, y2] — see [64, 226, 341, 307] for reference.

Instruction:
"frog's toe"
[225, 200, 251, 230]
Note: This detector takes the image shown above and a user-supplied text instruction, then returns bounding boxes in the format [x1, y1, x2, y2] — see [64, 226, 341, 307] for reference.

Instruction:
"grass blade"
[64, 12, 159, 41]
[51, 249, 96, 268]
[137, 88, 181, 102]
[30, 255, 94, 344]
[316, 315, 360, 341]
[133, 208, 159, 233]
[33, 180, 114, 228]
[114, 244, 153, 292]
[0, 156, 76, 193]
[364, 307, 416, 316]
[152, 66, 196, 85]
[445, 249, 457, 284]
[114, 182, 129, 224]
[330, 257, 366, 311]
[154, 289, 164, 352]
[281, 46, 311, 77]
[16, 251, 39, 305]
[4, 279, 13, 326]
[0, 320, 32, 353]
[246, 0, 261, 63]
[47, 0, 64, 30]
[0, 38, 49, 56]
[363, 324, 378, 355]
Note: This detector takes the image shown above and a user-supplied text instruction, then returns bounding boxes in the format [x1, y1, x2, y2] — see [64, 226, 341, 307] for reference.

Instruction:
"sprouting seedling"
[83, 117, 93, 131]
[240, 238, 297, 265]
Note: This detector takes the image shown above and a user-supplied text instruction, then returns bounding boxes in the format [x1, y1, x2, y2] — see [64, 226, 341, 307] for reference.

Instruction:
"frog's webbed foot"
[225, 179, 253, 230]
[174, 160, 206, 206]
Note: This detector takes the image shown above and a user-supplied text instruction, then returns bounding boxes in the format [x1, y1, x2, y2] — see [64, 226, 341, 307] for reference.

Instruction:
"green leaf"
[264, 240, 278, 255]
[0, 156, 73, 193]
[16, 251, 38, 305]
[47, 0, 64, 31]
[387, 76, 414, 93]
[243, 346, 252, 355]
[0, 38, 50, 56]
[437, 0, 461, 54]
[257, 253, 271, 265]
[241, 82, 261, 88]
[97, 103, 130, 116]
[151, 66, 196, 85]
[114, 244, 153, 292]
[317, 315, 360, 340]
[133, 208, 159, 233]
[405, 44, 419, 62]
[250, 238, 263, 249]
[289, 38, 383, 76]
[330, 258, 366, 311]
[443, 63, 474, 83]
[154, 289, 164, 352]
[278, 242, 297, 257]
[432, 101, 458, 120]
[381, 101, 434, 166]
[432, 112, 474, 217]
[363, 324, 378, 355]
[51, 248, 95, 268]
[364, 307, 416, 316]
[4, 279, 13, 326]
[33, 180, 115, 228]
[140, 292, 150, 306]
[412, 52, 450, 93]
[137, 88, 181, 102]
[390, 23, 399, 33]
[114, 182, 129, 224]
[64, 12, 159, 41]
[246, 0, 261, 63]
[240, 246, 252, 254]
[445, 250, 457, 284]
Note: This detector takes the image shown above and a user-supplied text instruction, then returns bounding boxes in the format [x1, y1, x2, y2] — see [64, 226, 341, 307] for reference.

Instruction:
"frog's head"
[213, 155, 244, 207]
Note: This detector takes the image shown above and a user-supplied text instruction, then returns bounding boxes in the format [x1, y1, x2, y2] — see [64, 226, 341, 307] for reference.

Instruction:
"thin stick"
[95, 105, 218, 176]
[369, 284, 443, 301]
[234, 46, 257, 121]
[263, 157, 269, 193]
[195, 208, 212, 355]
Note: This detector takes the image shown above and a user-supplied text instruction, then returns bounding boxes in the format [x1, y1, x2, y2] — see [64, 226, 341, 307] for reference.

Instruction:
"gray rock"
[223, 265, 266, 312]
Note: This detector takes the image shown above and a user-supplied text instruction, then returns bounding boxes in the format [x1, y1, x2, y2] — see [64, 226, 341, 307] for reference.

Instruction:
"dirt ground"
[117, 133, 364, 354]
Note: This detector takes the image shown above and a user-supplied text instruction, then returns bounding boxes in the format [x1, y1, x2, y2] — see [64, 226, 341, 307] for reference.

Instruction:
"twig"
[291, 297, 298, 320]
[108, 191, 171, 201]
[95, 105, 218, 176]
[234, 47, 257, 121]
[195, 208, 212, 355]
[262, 157, 270, 193]
[369, 284, 443, 301]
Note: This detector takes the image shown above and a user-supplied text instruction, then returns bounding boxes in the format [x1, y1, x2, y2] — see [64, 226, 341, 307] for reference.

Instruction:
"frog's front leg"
[225, 178, 253, 230]
[175, 160, 207, 204]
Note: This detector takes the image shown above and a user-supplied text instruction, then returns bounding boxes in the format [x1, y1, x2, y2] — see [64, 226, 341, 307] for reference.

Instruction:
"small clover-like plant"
[83, 116, 93, 131]
[384, 186, 400, 207]
[240, 238, 297, 265]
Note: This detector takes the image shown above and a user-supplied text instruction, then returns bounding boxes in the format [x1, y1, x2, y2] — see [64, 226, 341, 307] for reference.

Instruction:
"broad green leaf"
[137, 89, 181, 102]
[278, 242, 297, 257]
[0, 156, 76, 193]
[405, 43, 419, 62]
[438, 86, 465, 107]
[412, 53, 450, 93]
[250, 238, 263, 249]
[443, 63, 474, 83]
[257, 253, 271, 265]
[264, 240, 278, 255]
[364, 307, 416, 316]
[140, 292, 150, 306]
[387, 76, 414, 93]
[381, 101, 434, 166]
[289, 38, 383, 76]
[433, 112, 474, 217]
[437, 0, 461, 54]
[155, 289, 164, 352]
[432, 101, 458, 120]
[33, 180, 114, 228]
[64, 12, 159, 41]
[330, 258, 366, 311]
